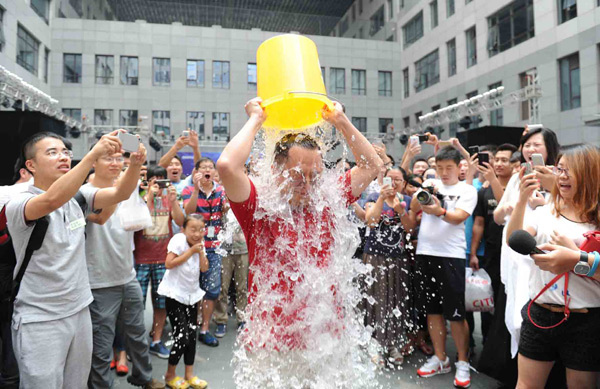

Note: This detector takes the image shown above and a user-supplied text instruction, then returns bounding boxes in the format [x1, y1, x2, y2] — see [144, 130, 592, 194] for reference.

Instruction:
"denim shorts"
[200, 251, 222, 300]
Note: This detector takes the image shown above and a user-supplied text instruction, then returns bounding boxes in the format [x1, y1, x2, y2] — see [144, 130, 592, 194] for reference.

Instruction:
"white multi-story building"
[335, 0, 600, 145]
[1, 0, 405, 160]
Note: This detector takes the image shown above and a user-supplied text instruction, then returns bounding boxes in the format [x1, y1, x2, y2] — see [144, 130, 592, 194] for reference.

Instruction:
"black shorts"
[416, 254, 466, 321]
[519, 302, 600, 372]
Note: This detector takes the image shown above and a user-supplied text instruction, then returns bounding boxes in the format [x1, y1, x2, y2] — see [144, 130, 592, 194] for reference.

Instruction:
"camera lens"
[416, 190, 432, 205]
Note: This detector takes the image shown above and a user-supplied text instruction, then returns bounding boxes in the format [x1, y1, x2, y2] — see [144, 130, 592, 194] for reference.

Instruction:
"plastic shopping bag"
[118, 189, 152, 231]
[465, 268, 494, 313]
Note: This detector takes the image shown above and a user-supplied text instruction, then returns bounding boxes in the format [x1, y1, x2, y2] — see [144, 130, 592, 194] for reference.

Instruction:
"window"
[447, 0, 455, 17]
[352, 117, 367, 132]
[559, 0, 577, 24]
[359, 0, 363, 14]
[378, 71, 392, 96]
[519, 69, 537, 120]
[120, 56, 138, 85]
[187, 112, 205, 136]
[321, 67, 326, 86]
[62, 108, 81, 122]
[370, 6, 385, 36]
[403, 116, 410, 128]
[379, 118, 393, 134]
[447, 98, 458, 137]
[414, 50, 440, 92]
[153, 58, 171, 86]
[352, 69, 366, 95]
[43, 48, 49, 83]
[0, 8, 5, 52]
[466, 90, 481, 129]
[330, 68, 345, 94]
[212, 112, 230, 137]
[247, 63, 257, 91]
[388, 0, 394, 20]
[186, 60, 205, 87]
[488, 82, 503, 125]
[95, 55, 114, 84]
[352, 4, 356, 21]
[94, 109, 113, 126]
[488, 0, 534, 57]
[17, 25, 39, 75]
[415, 111, 422, 124]
[447, 39, 456, 76]
[212, 61, 230, 89]
[119, 110, 138, 127]
[340, 17, 349, 36]
[466, 26, 477, 68]
[153, 111, 171, 136]
[403, 12, 424, 48]
[31, 0, 49, 23]
[559, 53, 580, 111]
[63, 54, 82, 83]
[430, 1, 439, 28]
[403, 67, 409, 98]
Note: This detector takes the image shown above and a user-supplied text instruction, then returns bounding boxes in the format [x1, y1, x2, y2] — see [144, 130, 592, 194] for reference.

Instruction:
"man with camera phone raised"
[408, 146, 478, 388]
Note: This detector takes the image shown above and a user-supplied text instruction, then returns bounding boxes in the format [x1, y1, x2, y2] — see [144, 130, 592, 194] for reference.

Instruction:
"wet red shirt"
[229, 171, 357, 349]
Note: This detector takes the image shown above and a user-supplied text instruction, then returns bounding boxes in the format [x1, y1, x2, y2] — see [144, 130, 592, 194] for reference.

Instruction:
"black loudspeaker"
[0, 111, 67, 186]
[456, 126, 524, 149]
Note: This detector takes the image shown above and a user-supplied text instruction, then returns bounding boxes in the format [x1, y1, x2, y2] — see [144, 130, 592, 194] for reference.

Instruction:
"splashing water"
[229, 124, 384, 389]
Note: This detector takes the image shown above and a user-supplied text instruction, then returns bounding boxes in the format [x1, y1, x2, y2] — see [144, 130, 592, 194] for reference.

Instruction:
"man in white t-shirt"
[408, 146, 478, 388]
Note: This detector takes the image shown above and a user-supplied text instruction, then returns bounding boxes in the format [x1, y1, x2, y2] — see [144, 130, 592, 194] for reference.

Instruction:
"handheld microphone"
[508, 229, 545, 255]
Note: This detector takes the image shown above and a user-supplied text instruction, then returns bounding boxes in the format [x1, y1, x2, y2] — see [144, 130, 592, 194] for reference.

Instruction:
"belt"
[536, 302, 589, 314]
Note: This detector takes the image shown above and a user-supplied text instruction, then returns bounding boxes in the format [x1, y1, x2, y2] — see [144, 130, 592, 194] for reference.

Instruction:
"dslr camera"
[416, 185, 444, 206]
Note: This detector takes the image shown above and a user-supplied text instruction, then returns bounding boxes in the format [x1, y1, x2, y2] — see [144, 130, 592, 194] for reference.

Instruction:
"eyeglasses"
[100, 156, 125, 163]
[552, 166, 570, 178]
[45, 149, 73, 159]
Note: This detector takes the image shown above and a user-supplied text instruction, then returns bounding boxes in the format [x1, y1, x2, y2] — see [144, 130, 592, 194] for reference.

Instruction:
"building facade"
[335, 0, 600, 146]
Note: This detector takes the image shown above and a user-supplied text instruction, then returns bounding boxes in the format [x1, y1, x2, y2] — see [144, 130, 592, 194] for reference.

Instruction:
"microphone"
[508, 229, 545, 255]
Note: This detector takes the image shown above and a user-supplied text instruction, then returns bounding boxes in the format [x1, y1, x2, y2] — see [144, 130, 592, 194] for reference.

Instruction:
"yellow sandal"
[188, 376, 208, 389]
[166, 376, 190, 389]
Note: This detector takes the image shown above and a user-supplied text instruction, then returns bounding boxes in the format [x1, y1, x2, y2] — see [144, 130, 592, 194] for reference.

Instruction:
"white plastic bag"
[465, 268, 494, 312]
[118, 189, 152, 231]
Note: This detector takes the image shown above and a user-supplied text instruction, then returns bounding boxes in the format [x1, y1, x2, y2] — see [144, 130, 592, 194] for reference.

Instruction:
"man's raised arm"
[322, 103, 383, 198]
[217, 98, 266, 203]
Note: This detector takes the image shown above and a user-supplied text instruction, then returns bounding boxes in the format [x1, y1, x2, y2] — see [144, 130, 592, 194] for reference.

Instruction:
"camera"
[416, 185, 444, 206]
[156, 179, 171, 189]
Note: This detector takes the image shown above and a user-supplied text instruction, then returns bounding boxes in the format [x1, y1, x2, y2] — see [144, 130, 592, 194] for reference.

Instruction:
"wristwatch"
[573, 251, 591, 276]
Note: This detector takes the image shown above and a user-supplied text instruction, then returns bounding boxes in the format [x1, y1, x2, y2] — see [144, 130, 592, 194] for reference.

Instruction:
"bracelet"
[588, 251, 600, 277]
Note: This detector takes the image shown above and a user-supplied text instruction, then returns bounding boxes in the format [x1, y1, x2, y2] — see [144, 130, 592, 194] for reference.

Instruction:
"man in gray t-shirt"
[6, 131, 145, 389]
[82, 152, 164, 389]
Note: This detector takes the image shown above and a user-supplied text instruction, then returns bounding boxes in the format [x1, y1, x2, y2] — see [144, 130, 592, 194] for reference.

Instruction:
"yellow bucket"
[257, 34, 334, 130]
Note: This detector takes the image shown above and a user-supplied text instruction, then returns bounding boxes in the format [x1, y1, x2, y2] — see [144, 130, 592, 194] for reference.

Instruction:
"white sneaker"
[416, 355, 451, 378]
[454, 360, 473, 388]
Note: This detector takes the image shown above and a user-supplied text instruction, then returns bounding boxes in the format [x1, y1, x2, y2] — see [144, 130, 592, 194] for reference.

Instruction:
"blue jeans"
[200, 251, 222, 300]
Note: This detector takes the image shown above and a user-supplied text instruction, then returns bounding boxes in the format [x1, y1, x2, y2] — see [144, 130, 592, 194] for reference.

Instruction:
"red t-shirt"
[229, 170, 357, 350]
[134, 194, 173, 265]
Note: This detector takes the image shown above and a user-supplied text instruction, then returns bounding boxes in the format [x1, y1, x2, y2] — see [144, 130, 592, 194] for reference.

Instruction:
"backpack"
[0, 191, 87, 323]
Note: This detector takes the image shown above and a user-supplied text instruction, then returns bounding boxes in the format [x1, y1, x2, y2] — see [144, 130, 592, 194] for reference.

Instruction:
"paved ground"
[114, 306, 501, 389]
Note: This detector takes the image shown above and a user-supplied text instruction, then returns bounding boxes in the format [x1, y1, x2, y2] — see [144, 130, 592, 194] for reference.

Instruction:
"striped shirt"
[182, 183, 226, 251]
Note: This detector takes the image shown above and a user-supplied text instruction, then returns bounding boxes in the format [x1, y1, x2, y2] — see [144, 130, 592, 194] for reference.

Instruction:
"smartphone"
[526, 124, 543, 132]
[182, 130, 190, 137]
[117, 131, 140, 152]
[468, 146, 480, 156]
[418, 134, 430, 143]
[409, 136, 419, 146]
[156, 179, 171, 189]
[382, 177, 392, 187]
[438, 140, 452, 148]
[478, 152, 489, 166]
[531, 153, 544, 167]
[521, 162, 533, 175]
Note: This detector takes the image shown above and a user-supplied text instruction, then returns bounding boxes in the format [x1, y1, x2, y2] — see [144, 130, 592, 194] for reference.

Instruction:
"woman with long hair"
[506, 144, 600, 388]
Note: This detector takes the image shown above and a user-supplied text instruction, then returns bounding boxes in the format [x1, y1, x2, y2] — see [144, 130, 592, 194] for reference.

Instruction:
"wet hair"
[551, 145, 600, 227]
[496, 143, 518, 156]
[195, 157, 215, 170]
[21, 131, 66, 161]
[520, 127, 560, 165]
[273, 133, 320, 166]
[435, 146, 461, 165]
[183, 213, 206, 229]
[147, 164, 167, 181]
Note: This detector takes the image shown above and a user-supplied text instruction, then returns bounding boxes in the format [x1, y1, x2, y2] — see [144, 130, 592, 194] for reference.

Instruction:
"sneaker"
[417, 355, 451, 378]
[149, 341, 170, 359]
[198, 331, 219, 347]
[215, 324, 227, 338]
[454, 361, 474, 388]
[127, 376, 166, 389]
